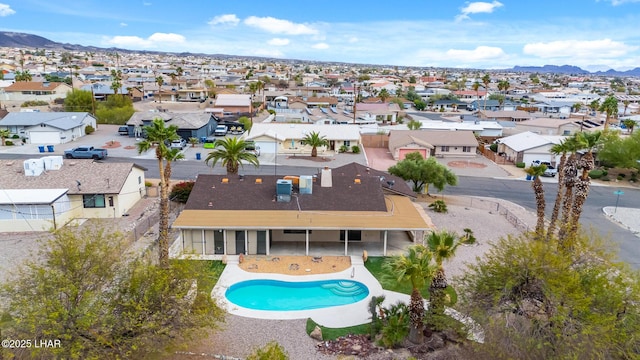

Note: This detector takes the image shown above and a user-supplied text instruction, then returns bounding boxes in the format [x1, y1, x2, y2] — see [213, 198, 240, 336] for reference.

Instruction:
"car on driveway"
[531, 160, 557, 177]
[170, 138, 187, 150]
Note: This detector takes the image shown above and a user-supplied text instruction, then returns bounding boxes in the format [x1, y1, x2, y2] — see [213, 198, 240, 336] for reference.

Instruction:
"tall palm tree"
[547, 137, 577, 238]
[110, 69, 122, 98]
[382, 245, 435, 344]
[379, 88, 390, 102]
[599, 96, 618, 131]
[155, 76, 164, 103]
[136, 118, 182, 268]
[481, 74, 491, 112]
[14, 70, 32, 82]
[425, 230, 475, 328]
[623, 100, 630, 116]
[622, 119, 636, 134]
[0, 129, 10, 146]
[300, 131, 329, 157]
[205, 137, 259, 175]
[526, 164, 548, 238]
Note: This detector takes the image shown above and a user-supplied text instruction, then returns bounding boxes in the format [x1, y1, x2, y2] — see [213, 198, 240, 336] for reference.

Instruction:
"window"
[340, 230, 362, 241]
[138, 176, 142, 184]
[83, 194, 106, 208]
[441, 146, 450, 152]
[284, 229, 311, 234]
[344, 140, 351, 147]
[462, 146, 471, 153]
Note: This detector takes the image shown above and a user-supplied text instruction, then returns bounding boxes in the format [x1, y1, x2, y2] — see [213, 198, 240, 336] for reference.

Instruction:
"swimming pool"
[225, 279, 369, 311]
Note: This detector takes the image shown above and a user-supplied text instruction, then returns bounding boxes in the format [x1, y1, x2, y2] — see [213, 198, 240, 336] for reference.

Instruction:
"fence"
[361, 134, 389, 148]
[126, 202, 184, 244]
[446, 195, 532, 233]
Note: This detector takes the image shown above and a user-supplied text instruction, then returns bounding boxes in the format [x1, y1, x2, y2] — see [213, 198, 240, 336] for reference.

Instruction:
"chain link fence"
[446, 196, 532, 233]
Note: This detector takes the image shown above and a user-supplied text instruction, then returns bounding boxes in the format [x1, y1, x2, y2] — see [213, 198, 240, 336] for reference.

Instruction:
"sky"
[1, 0, 640, 71]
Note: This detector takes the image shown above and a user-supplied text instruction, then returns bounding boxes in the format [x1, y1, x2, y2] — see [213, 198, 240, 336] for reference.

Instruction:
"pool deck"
[214, 256, 395, 328]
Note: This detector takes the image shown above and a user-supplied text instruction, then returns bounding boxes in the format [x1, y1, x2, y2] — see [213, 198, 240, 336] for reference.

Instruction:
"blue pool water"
[225, 279, 369, 311]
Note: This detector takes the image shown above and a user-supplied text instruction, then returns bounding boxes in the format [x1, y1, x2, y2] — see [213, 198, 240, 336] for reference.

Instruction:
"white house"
[0, 112, 97, 144]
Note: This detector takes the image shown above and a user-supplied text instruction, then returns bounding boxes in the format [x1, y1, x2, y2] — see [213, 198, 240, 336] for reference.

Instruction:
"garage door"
[29, 132, 61, 144]
[398, 148, 427, 160]
[256, 141, 276, 154]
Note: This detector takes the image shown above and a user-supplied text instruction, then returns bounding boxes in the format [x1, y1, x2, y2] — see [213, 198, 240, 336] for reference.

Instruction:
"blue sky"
[1, 0, 640, 71]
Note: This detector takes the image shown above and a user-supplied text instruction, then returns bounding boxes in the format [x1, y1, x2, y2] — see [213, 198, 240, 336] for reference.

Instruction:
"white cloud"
[105, 33, 185, 48]
[120, 22, 127, 27]
[446, 46, 506, 61]
[0, 3, 15, 16]
[608, 0, 640, 5]
[523, 39, 635, 58]
[348, 37, 359, 43]
[244, 16, 317, 35]
[208, 14, 240, 26]
[142, 1, 152, 5]
[267, 38, 290, 46]
[456, 1, 503, 21]
[312, 42, 329, 50]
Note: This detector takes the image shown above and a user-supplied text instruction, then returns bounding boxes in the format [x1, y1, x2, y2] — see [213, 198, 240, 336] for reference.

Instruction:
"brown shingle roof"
[4, 81, 69, 92]
[0, 159, 146, 194]
[330, 163, 415, 198]
[388, 130, 478, 151]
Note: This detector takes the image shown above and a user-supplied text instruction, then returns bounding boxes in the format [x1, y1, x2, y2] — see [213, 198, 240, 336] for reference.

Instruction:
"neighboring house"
[533, 101, 573, 115]
[0, 112, 97, 144]
[215, 94, 251, 115]
[432, 99, 470, 111]
[503, 117, 584, 136]
[170, 165, 432, 259]
[355, 103, 401, 124]
[478, 110, 533, 122]
[469, 100, 518, 112]
[388, 130, 479, 160]
[243, 123, 362, 154]
[0, 158, 147, 232]
[1, 81, 72, 102]
[496, 131, 563, 165]
[177, 87, 207, 102]
[125, 111, 219, 140]
[79, 83, 130, 101]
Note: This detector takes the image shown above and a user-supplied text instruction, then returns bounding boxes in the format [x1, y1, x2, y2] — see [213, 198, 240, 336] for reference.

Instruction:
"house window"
[340, 230, 362, 241]
[344, 140, 351, 147]
[462, 146, 471, 153]
[83, 194, 106, 208]
[138, 176, 142, 184]
[441, 146, 450, 152]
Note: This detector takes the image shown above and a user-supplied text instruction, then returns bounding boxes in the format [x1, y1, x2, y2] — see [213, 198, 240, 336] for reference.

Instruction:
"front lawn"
[305, 318, 369, 340]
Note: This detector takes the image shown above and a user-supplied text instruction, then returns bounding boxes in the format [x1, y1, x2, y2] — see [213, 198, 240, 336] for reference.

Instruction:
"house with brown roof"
[170, 165, 431, 259]
[2, 81, 72, 102]
[388, 130, 479, 160]
[0, 158, 147, 232]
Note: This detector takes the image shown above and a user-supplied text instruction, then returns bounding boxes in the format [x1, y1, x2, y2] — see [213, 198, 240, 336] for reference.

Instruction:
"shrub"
[602, 170, 608, 176]
[339, 145, 349, 153]
[11, 134, 19, 139]
[617, 175, 624, 181]
[5, 140, 13, 146]
[84, 124, 95, 135]
[351, 145, 360, 154]
[516, 162, 526, 168]
[588, 169, 604, 179]
[246, 341, 289, 360]
[378, 302, 409, 348]
[21, 100, 48, 107]
[144, 181, 153, 187]
[601, 176, 610, 181]
[169, 181, 195, 203]
[618, 173, 626, 178]
[489, 143, 498, 152]
[429, 199, 448, 213]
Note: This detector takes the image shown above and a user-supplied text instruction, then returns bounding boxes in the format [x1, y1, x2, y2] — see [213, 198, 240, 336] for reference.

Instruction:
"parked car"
[244, 140, 260, 156]
[170, 138, 187, 150]
[64, 146, 108, 160]
[531, 160, 557, 177]
[214, 125, 228, 136]
[118, 126, 129, 136]
[203, 137, 216, 149]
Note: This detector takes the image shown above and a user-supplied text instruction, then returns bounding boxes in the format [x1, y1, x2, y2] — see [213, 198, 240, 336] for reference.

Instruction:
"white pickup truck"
[531, 160, 557, 177]
[214, 125, 228, 136]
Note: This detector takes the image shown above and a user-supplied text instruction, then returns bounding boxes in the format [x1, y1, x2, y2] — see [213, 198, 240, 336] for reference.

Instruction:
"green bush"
[602, 170, 608, 176]
[516, 162, 526, 168]
[601, 176, 610, 181]
[5, 140, 13, 146]
[169, 181, 195, 203]
[246, 341, 289, 360]
[351, 145, 360, 154]
[144, 181, 153, 187]
[339, 145, 349, 153]
[84, 124, 95, 135]
[11, 134, 19, 139]
[21, 100, 48, 107]
[429, 199, 448, 213]
[588, 169, 603, 179]
[617, 175, 624, 181]
[489, 143, 498, 152]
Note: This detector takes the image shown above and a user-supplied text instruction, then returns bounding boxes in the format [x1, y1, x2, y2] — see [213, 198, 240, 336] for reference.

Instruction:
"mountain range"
[2, 31, 640, 76]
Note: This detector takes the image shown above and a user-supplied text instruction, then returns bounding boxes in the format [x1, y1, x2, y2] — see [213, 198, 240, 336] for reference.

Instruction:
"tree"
[599, 96, 618, 130]
[155, 75, 165, 103]
[382, 245, 435, 344]
[472, 81, 480, 102]
[204, 79, 215, 98]
[481, 74, 491, 111]
[425, 230, 475, 328]
[547, 137, 577, 238]
[14, 70, 32, 82]
[0, 227, 222, 359]
[110, 69, 123, 98]
[408, 75, 417, 84]
[0, 129, 10, 146]
[497, 79, 509, 95]
[300, 131, 329, 157]
[388, 152, 457, 194]
[525, 164, 548, 238]
[622, 119, 636, 134]
[136, 119, 182, 268]
[407, 119, 422, 130]
[597, 130, 640, 170]
[205, 137, 259, 175]
[64, 89, 94, 113]
[622, 99, 630, 116]
[378, 88, 390, 102]
[458, 233, 640, 360]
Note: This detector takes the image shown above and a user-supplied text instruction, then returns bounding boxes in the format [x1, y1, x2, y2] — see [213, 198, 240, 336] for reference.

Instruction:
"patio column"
[222, 230, 227, 255]
[344, 230, 349, 256]
[244, 230, 249, 255]
[383, 230, 388, 256]
[201, 229, 205, 255]
[305, 230, 309, 256]
[266, 230, 270, 256]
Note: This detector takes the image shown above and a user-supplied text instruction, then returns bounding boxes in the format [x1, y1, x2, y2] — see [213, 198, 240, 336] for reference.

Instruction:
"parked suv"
[214, 125, 228, 136]
[170, 138, 187, 150]
[531, 160, 557, 177]
[118, 126, 129, 136]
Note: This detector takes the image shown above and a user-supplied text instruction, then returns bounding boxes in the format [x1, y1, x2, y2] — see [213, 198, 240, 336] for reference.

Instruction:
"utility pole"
[353, 83, 357, 124]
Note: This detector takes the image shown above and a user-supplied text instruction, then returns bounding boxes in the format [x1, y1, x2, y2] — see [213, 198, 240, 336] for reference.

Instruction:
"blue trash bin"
[196, 153, 201, 160]
[47, 145, 54, 152]
[38, 145, 45, 153]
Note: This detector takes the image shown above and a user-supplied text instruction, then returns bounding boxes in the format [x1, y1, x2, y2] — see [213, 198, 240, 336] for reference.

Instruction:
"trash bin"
[47, 145, 54, 152]
[38, 145, 45, 153]
[196, 153, 201, 160]
[200, 136, 206, 143]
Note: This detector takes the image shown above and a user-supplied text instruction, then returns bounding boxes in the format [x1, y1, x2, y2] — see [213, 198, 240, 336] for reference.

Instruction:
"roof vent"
[255, 178, 262, 184]
[321, 166, 332, 188]
[354, 178, 361, 184]
[221, 178, 229, 183]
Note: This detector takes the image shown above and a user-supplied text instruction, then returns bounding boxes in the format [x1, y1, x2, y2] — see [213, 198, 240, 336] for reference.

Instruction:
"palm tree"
[382, 245, 435, 344]
[14, 70, 32, 82]
[623, 100, 630, 116]
[525, 164, 548, 238]
[379, 88, 390, 102]
[622, 119, 636, 134]
[205, 137, 259, 175]
[300, 131, 329, 157]
[155, 76, 164, 103]
[481, 74, 491, 112]
[110, 69, 122, 98]
[547, 137, 577, 238]
[136, 118, 182, 268]
[599, 96, 618, 131]
[0, 129, 10, 146]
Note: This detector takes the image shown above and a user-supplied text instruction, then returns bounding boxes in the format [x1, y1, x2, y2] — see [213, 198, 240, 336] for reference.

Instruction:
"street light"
[614, 190, 624, 213]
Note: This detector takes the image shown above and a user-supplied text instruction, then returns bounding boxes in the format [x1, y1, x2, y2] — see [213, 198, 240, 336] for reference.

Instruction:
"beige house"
[0, 159, 147, 232]
[388, 130, 479, 160]
[170, 165, 431, 259]
[503, 117, 584, 136]
[2, 81, 72, 102]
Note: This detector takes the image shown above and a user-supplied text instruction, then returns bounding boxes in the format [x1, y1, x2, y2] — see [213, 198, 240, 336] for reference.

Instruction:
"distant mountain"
[510, 65, 590, 74]
[0, 32, 58, 48]
[593, 67, 640, 77]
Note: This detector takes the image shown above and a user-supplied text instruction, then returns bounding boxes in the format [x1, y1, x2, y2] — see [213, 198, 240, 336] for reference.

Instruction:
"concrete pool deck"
[214, 256, 388, 328]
